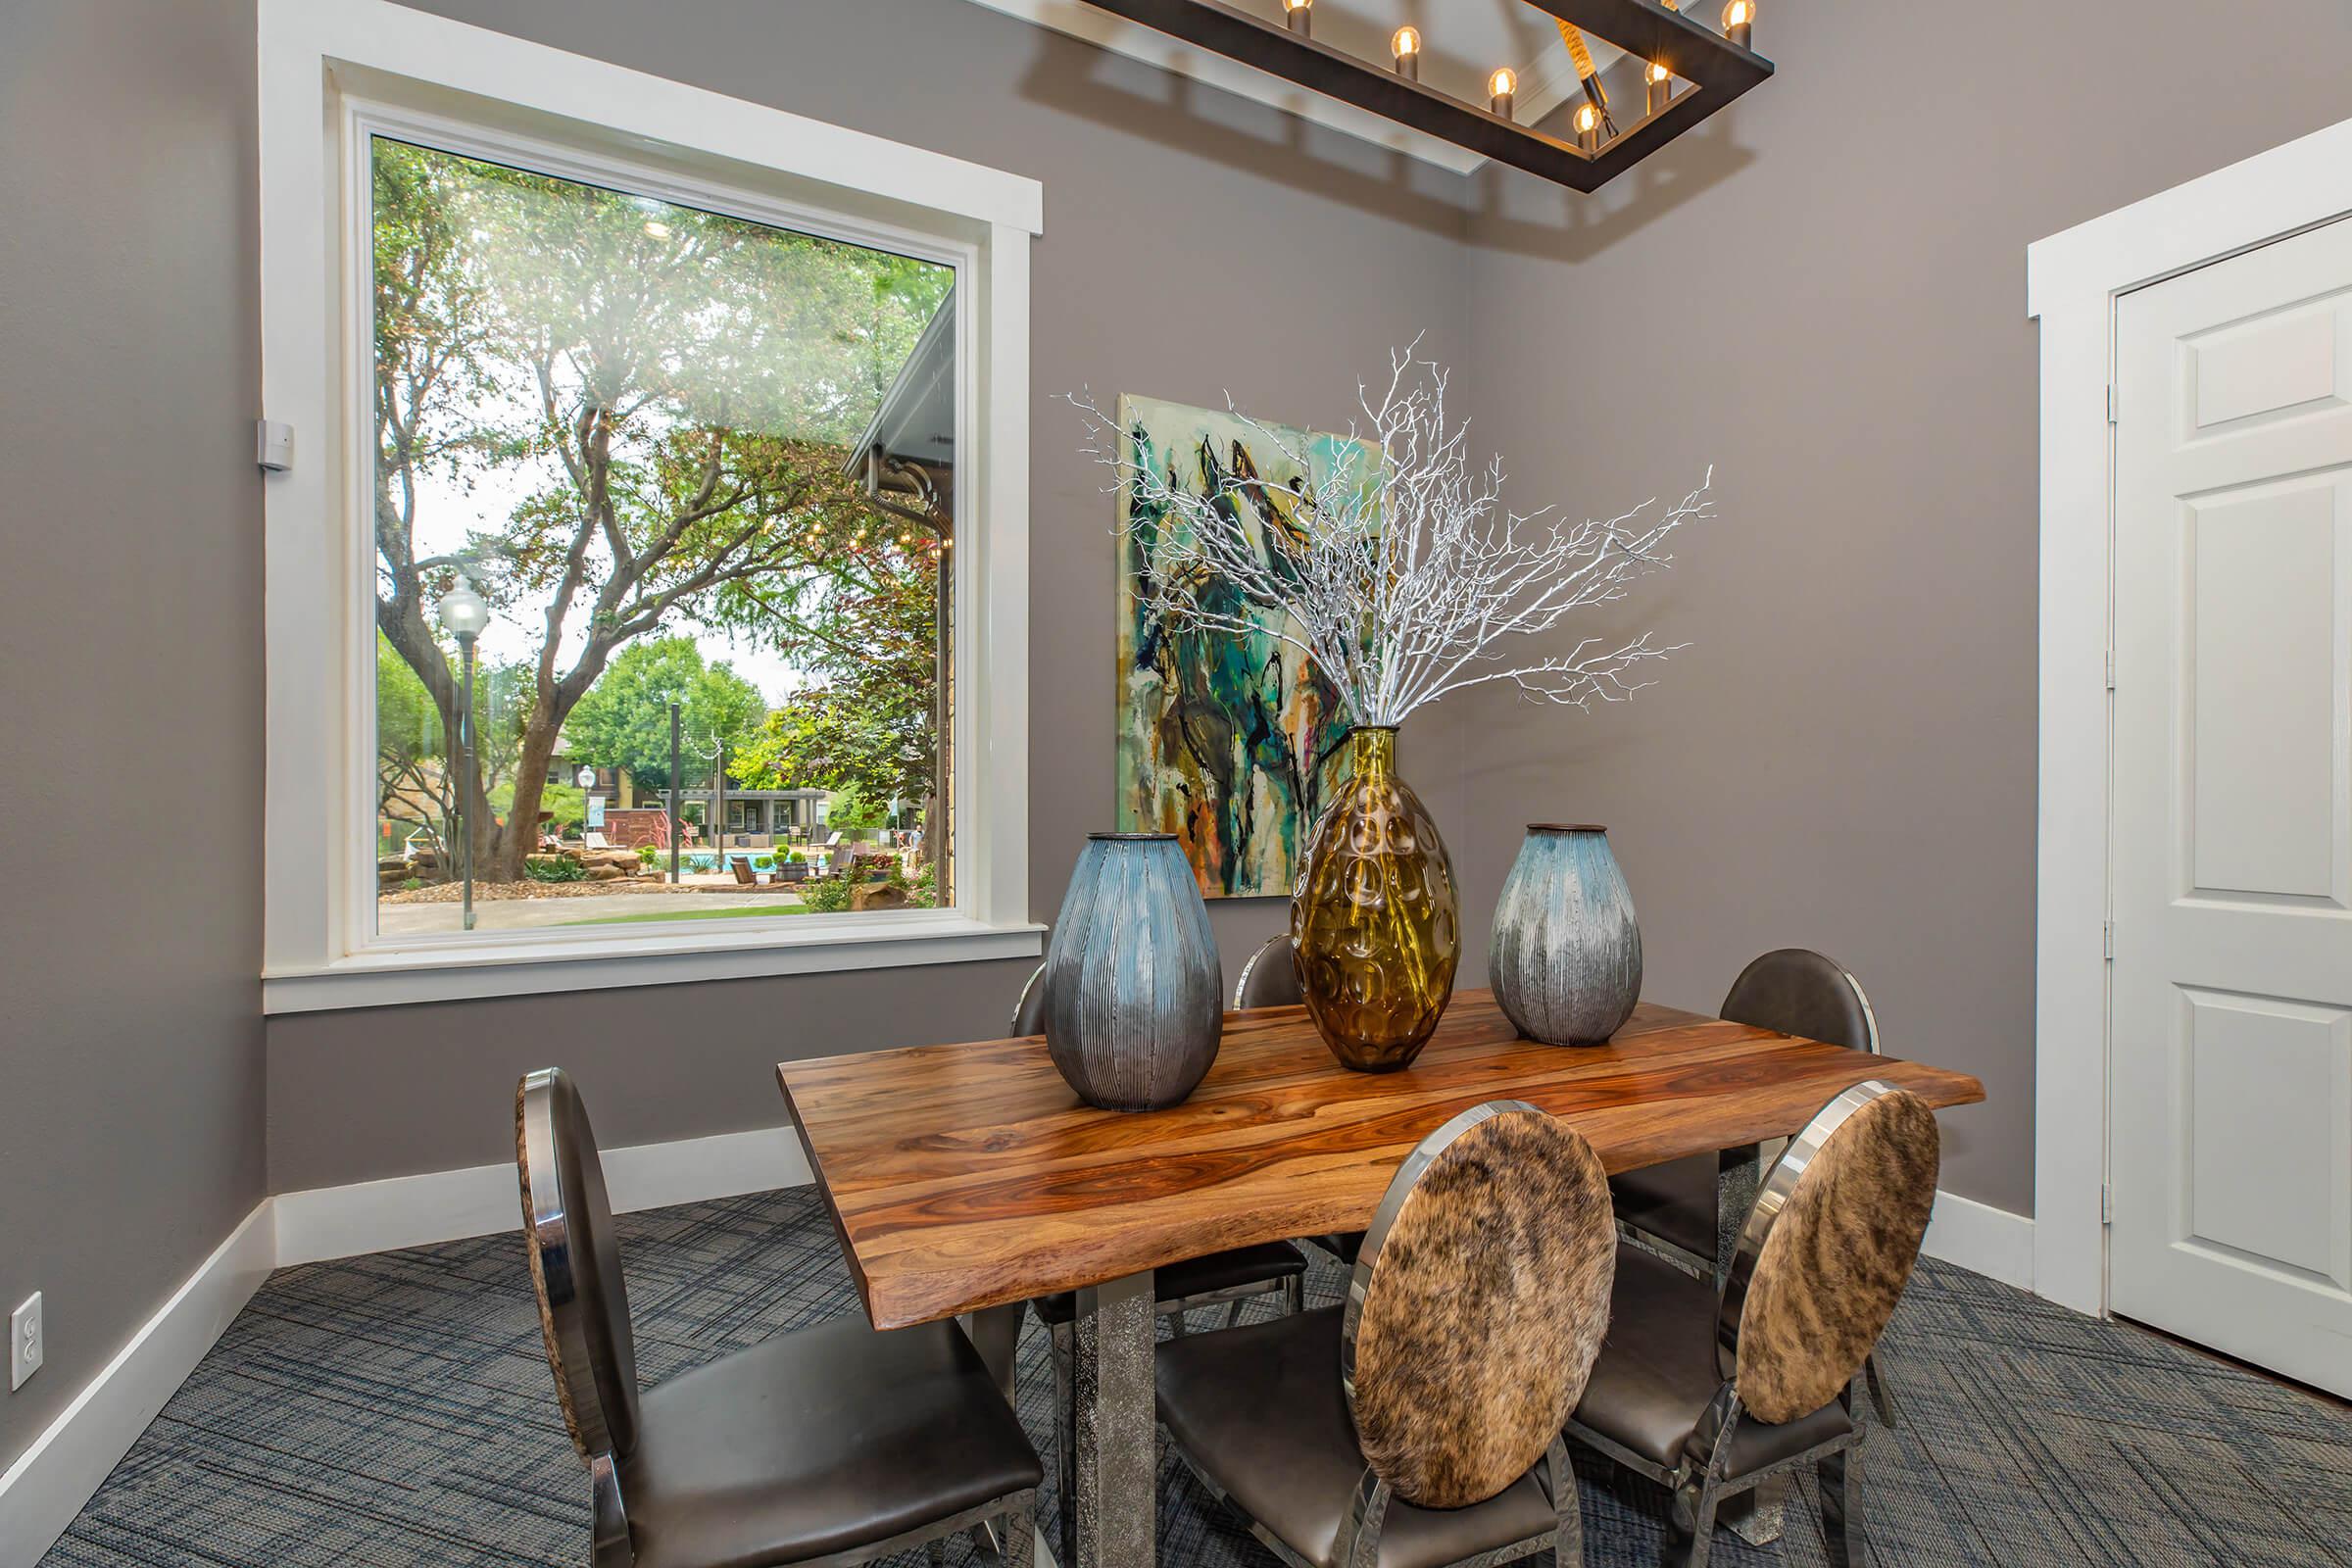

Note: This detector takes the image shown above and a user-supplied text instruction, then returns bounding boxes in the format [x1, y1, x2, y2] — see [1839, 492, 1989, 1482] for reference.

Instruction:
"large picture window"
[258, 0, 1040, 1010]
[368, 138, 954, 938]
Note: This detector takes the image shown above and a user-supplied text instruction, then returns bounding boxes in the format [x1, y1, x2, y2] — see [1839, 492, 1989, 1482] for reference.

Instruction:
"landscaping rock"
[851, 882, 910, 912]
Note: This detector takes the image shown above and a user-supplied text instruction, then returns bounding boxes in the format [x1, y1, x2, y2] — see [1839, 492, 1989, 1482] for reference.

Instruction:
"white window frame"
[2029, 111, 2352, 1317]
[259, 0, 1043, 1013]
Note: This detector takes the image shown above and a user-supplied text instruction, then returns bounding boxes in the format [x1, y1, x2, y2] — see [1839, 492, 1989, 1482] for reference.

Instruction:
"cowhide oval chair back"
[1343, 1102, 1616, 1554]
[516, 1068, 1043, 1568]
[1610, 949, 1880, 1276]
[1720, 1082, 1936, 1426]
[1156, 1101, 1613, 1568]
[1568, 1079, 1939, 1568]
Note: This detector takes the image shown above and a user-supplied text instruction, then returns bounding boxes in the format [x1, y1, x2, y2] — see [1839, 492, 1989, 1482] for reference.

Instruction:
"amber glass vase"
[1291, 725, 1460, 1070]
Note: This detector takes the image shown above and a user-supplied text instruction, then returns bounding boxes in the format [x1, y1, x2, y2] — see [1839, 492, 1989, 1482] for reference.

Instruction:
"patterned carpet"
[42, 1186, 2352, 1568]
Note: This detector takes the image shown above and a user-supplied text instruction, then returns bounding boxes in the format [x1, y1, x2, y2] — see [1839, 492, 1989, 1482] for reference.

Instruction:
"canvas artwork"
[1115, 394, 1367, 899]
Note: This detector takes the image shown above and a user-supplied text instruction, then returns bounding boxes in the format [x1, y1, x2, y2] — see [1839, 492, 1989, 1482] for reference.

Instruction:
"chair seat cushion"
[617, 1314, 1041, 1568]
[1156, 1307, 1559, 1568]
[1571, 1246, 1852, 1479]
[1608, 1153, 1718, 1263]
[1031, 1241, 1306, 1326]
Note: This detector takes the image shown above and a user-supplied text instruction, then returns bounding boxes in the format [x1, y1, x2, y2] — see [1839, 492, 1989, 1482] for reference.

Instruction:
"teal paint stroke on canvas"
[1114, 394, 1368, 899]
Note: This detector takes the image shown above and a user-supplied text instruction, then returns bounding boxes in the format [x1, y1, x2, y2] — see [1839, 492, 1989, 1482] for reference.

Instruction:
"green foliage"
[798, 876, 856, 914]
[489, 777, 588, 836]
[821, 781, 889, 832]
[730, 544, 941, 807]
[368, 136, 951, 880]
[635, 844, 659, 866]
[525, 857, 588, 883]
[564, 638, 766, 792]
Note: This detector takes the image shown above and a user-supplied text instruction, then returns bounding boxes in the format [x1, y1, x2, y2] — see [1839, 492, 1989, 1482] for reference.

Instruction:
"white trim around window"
[2027, 111, 2352, 1318]
[258, 0, 1044, 1013]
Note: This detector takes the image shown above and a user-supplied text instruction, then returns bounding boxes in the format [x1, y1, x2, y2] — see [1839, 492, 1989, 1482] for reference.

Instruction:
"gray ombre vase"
[1489, 824, 1642, 1046]
[1042, 833, 1223, 1110]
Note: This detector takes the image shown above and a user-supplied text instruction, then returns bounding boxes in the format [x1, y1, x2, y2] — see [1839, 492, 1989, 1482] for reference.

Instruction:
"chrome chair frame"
[1165, 1101, 1592, 1568]
[1565, 1079, 1907, 1568]
[519, 1069, 1039, 1568]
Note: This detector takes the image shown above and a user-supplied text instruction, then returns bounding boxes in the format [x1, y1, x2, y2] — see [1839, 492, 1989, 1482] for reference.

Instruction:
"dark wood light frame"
[1072, 0, 1773, 191]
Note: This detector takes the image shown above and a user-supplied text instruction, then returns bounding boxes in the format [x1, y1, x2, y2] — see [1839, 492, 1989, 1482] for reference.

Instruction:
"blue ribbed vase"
[1489, 824, 1642, 1047]
[1042, 833, 1223, 1110]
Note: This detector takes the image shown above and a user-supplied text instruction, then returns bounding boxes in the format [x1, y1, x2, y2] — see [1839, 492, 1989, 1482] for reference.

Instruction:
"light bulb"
[1647, 61, 1671, 84]
[1391, 26, 1421, 80]
[1645, 59, 1673, 114]
[1490, 68, 1517, 99]
[1722, 0, 1754, 46]
[1574, 102, 1599, 133]
[435, 579, 490, 641]
[1284, 0, 1311, 34]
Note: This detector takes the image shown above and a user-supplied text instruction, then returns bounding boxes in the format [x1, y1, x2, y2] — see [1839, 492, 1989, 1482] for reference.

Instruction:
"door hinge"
[2103, 919, 2114, 960]
[2104, 648, 2116, 690]
[2101, 1182, 2113, 1225]
[2107, 382, 2118, 424]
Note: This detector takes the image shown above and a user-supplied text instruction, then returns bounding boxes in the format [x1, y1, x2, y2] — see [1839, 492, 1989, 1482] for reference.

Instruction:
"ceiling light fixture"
[1069, 0, 1772, 192]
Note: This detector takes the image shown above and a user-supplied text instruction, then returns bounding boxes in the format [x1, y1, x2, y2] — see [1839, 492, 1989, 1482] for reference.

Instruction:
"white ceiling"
[963, 0, 1671, 173]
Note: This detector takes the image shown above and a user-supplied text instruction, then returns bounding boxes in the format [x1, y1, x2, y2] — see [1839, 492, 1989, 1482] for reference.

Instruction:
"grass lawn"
[561, 902, 818, 926]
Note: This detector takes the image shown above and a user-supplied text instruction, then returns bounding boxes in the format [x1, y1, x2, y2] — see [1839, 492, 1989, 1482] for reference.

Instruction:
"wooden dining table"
[778, 989, 1984, 1568]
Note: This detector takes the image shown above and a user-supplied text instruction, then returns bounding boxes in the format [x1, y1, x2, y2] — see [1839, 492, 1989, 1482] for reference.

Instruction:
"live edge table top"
[777, 992, 1985, 1332]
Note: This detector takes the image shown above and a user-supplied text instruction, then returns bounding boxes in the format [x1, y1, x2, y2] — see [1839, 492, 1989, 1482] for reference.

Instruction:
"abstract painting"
[1114, 394, 1367, 899]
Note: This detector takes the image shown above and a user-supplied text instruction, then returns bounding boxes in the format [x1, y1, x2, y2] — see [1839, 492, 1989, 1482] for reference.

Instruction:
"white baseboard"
[272, 1122, 814, 1267]
[1922, 1189, 2036, 1292]
[0, 1202, 275, 1564]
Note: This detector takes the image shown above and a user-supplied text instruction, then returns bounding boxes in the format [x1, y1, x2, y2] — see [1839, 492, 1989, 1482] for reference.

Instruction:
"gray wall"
[0, 0, 266, 1469]
[1452, 0, 2352, 1214]
[266, 0, 1477, 1191]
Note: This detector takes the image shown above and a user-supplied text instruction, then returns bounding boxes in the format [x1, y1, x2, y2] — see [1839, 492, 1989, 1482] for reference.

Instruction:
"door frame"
[2030, 115, 2352, 1318]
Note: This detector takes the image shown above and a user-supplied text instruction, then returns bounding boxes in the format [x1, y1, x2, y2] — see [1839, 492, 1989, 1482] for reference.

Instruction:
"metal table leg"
[1072, 1271, 1155, 1568]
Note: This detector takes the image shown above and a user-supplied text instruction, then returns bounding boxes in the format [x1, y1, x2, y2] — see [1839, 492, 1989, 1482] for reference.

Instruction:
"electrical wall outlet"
[10, 1293, 41, 1390]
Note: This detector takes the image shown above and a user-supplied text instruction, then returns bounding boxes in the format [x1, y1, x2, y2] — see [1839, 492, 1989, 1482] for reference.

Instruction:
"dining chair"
[1234, 930, 1304, 1008]
[1565, 1079, 1939, 1568]
[514, 1067, 1042, 1568]
[1010, 963, 1308, 1555]
[1155, 1100, 1616, 1568]
[1232, 935, 1366, 1270]
[1611, 948, 1881, 1276]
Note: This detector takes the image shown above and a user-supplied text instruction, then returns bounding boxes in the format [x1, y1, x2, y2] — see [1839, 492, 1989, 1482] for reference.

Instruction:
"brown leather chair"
[1156, 1101, 1616, 1567]
[1233, 934, 1365, 1269]
[1611, 948, 1881, 1275]
[515, 1068, 1041, 1568]
[1566, 1079, 1939, 1568]
[1233, 930, 1304, 1009]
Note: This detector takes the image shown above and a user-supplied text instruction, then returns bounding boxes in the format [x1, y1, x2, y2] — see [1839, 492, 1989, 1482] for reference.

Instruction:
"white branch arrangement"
[1074, 343, 1717, 729]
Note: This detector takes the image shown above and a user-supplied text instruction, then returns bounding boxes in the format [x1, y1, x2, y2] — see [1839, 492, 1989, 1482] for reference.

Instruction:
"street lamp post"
[435, 578, 491, 932]
[667, 700, 683, 886]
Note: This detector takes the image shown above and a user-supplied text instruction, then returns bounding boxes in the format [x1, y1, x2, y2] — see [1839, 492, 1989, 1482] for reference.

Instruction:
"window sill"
[262, 910, 1046, 1014]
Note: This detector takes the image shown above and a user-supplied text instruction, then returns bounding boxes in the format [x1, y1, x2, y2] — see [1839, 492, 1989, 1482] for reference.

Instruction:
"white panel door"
[2111, 217, 2352, 1398]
